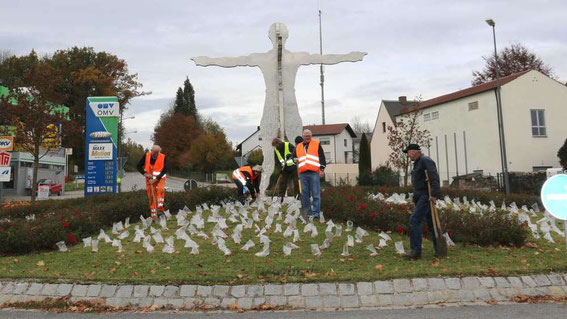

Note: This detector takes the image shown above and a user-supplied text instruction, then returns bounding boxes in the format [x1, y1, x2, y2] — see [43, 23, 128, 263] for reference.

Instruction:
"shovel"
[425, 170, 448, 258]
[149, 178, 158, 218]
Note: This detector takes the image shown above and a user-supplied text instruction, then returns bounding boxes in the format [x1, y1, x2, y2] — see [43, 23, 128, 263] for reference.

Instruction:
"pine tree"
[358, 133, 371, 185]
[183, 77, 197, 119]
[173, 87, 186, 115]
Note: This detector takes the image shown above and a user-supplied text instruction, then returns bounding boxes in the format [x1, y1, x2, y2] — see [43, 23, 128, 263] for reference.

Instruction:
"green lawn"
[0, 203, 566, 286]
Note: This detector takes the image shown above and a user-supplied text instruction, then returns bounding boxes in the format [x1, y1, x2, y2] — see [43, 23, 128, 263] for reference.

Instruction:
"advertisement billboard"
[84, 97, 119, 196]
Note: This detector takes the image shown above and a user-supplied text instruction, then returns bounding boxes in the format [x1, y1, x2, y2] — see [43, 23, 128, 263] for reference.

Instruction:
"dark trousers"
[234, 180, 249, 204]
[276, 169, 300, 199]
[410, 195, 437, 254]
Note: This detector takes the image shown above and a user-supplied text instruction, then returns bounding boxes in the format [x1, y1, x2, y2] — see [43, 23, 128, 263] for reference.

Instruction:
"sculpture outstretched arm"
[303, 51, 367, 65]
[191, 55, 259, 67]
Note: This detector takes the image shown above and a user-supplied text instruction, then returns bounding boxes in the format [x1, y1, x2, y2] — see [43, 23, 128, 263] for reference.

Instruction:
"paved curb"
[0, 273, 566, 311]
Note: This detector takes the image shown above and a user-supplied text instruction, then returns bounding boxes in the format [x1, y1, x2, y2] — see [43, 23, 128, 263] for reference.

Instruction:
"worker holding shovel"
[402, 144, 447, 260]
[137, 145, 168, 220]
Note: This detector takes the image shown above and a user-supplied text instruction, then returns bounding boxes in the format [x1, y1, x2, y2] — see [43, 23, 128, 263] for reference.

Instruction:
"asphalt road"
[120, 172, 189, 192]
[1, 304, 566, 319]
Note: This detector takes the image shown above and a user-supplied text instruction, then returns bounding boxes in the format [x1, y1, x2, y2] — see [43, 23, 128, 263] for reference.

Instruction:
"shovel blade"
[435, 235, 448, 258]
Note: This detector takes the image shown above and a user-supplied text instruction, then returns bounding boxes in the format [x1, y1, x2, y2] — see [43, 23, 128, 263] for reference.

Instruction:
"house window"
[319, 137, 330, 145]
[344, 139, 347, 147]
[382, 122, 386, 133]
[344, 152, 348, 163]
[423, 113, 431, 122]
[530, 109, 546, 137]
[431, 111, 439, 120]
[468, 101, 479, 111]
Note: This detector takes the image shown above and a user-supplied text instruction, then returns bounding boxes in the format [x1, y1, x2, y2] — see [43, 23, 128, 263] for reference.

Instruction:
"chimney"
[398, 96, 407, 105]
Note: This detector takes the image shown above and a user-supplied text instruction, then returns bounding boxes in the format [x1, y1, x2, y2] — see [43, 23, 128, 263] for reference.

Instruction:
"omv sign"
[90, 102, 120, 117]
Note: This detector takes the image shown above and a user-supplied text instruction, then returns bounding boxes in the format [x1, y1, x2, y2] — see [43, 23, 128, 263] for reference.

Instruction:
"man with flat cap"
[403, 143, 440, 260]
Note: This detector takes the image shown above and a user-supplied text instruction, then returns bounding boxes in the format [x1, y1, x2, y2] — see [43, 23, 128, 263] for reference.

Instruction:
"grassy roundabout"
[0, 200, 566, 286]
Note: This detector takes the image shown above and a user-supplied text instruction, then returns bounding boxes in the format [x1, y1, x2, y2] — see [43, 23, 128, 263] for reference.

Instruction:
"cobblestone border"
[0, 274, 566, 311]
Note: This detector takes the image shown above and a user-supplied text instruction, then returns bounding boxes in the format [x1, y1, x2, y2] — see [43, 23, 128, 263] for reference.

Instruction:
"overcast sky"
[2, 0, 566, 148]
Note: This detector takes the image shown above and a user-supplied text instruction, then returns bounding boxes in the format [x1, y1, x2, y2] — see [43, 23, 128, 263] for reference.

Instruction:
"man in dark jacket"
[272, 138, 300, 201]
[403, 144, 440, 260]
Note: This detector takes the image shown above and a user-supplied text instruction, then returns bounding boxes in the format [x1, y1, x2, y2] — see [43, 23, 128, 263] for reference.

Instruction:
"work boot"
[402, 250, 422, 260]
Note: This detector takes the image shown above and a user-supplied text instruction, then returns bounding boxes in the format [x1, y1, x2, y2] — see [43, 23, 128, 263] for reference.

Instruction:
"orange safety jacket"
[232, 166, 259, 185]
[296, 140, 321, 173]
[144, 152, 167, 180]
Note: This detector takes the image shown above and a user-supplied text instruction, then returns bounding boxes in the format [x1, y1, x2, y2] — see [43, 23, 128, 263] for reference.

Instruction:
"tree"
[386, 104, 432, 186]
[172, 77, 198, 119]
[351, 116, 372, 134]
[153, 113, 203, 169]
[122, 138, 146, 172]
[247, 149, 264, 166]
[558, 138, 567, 170]
[0, 48, 146, 171]
[357, 133, 371, 185]
[0, 60, 68, 202]
[472, 43, 554, 85]
[188, 132, 233, 173]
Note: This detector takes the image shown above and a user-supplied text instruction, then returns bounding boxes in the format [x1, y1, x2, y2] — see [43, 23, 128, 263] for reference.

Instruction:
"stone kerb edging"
[0, 274, 566, 311]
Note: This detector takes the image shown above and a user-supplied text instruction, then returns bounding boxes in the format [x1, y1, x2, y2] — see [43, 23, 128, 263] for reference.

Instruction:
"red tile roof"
[400, 70, 531, 114]
[303, 123, 357, 137]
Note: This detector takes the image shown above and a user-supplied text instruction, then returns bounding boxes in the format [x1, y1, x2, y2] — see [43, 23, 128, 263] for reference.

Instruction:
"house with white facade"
[370, 97, 417, 168]
[371, 70, 567, 185]
[303, 123, 357, 164]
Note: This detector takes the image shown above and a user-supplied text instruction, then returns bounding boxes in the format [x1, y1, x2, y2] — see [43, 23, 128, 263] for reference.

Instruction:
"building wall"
[315, 130, 354, 164]
[395, 70, 567, 185]
[499, 71, 567, 172]
[324, 163, 358, 186]
[370, 102, 394, 169]
[240, 130, 261, 157]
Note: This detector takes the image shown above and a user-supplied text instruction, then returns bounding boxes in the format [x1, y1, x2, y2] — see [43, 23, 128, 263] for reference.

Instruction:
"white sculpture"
[192, 22, 366, 193]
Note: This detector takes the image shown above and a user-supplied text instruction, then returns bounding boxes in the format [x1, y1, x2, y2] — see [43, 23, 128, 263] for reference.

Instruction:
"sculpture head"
[268, 23, 289, 47]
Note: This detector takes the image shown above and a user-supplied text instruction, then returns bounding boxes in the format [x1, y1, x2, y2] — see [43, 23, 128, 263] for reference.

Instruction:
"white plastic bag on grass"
[241, 239, 255, 251]
[395, 241, 405, 254]
[311, 244, 321, 256]
[82, 237, 92, 248]
[162, 236, 175, 254]
[91, 239, 99, 252]
[56, 241, 68, 252]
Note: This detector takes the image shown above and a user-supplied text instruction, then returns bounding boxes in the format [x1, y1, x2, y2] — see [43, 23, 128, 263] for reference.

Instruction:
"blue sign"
[84, 97, 119, 196]
[541, 174, 567, 221]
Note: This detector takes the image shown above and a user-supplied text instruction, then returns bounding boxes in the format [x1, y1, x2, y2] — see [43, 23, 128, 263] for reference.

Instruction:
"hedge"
[0, 187, 235, 254]
[321, 186, 529, 247]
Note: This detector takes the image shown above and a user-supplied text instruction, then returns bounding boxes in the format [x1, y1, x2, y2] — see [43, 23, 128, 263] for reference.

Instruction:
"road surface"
[0, 304, 566, 319]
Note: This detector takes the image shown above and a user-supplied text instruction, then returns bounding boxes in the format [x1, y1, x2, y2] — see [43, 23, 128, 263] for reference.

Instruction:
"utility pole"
[319, 5, 325, 125]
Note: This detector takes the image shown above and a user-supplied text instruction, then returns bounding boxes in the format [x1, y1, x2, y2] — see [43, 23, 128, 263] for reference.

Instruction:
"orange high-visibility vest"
[144, 152, 166, 179]
[232, 166, 258, 185]
[296, 140, 321, 173]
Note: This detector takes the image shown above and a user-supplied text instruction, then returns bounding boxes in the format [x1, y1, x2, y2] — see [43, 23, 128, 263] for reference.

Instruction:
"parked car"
[37, 179, 62, 196]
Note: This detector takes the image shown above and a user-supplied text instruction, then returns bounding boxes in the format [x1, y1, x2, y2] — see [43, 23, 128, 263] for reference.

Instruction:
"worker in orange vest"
[231, 165, 262, 204]
[137, 145, 168, 219]
[294, 129, 326, 218]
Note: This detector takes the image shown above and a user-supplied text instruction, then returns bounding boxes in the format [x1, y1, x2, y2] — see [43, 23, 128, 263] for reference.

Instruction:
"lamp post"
[486, 19, 510, 194]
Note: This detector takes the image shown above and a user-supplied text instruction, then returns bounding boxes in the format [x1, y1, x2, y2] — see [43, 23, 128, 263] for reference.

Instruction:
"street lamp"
[486, 18, 510, 194]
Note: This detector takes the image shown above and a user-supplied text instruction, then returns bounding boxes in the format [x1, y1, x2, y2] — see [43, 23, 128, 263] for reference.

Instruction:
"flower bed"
[0, 187, 234, 254]
[321, 186, 529, 247]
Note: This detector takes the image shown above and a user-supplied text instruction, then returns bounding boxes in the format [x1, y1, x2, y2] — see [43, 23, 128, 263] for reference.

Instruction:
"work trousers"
[146, 178, 166, 218]
[410, 195, 438, 254]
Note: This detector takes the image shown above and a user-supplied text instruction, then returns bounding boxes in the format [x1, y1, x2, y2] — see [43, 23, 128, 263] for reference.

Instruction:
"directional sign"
[0, 151, 11, 166]
[541, 174, 567, 221]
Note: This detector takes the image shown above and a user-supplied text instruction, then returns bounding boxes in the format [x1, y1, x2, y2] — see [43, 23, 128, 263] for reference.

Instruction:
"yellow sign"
[0, 136, 14, 151]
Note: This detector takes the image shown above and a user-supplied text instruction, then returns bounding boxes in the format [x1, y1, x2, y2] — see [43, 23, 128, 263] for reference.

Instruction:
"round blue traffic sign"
[541, 174, 567, 221]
